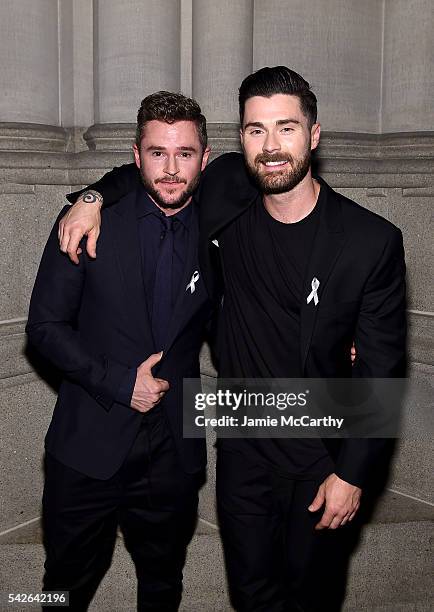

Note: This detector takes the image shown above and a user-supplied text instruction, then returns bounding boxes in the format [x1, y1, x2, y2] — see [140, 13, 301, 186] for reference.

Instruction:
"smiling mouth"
[261, 160, 289, 170]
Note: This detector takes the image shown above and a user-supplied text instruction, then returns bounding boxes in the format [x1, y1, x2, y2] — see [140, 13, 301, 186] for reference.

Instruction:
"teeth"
[264, 160, 287, 166]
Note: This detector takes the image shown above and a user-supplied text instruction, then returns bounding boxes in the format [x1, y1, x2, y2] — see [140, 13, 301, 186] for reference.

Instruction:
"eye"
[249, 129, 263, 136]
[179, 152, 192, 158]
[151, 151, 164, 157]
[281, 127, 294, 133]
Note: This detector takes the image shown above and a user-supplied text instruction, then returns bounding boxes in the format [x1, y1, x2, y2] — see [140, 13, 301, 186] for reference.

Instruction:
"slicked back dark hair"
[136, 91, 207, 149]
[239, 66, 317, 128]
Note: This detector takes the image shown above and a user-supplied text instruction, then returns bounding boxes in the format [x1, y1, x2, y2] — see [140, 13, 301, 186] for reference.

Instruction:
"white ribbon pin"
[186, 271, 200, 294]
[212, 239, 219, 247]
[306, 277, 320, 306]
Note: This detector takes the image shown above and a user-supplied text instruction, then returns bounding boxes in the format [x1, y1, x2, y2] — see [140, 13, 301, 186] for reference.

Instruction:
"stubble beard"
[140, 172, 201, 210]
[245, 147, 312, 195]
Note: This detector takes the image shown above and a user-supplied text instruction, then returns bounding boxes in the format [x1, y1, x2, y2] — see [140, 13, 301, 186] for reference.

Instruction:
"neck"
[149, 195, 192, 217]
[263, 171, 320, 224]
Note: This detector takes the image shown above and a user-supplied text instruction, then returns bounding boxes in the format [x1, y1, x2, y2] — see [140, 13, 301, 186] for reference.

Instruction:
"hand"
[59, 191, 103, 264]
[308, 473, 361, 530]
[351, 341, 356, 365]
[130, 352, 169, 413]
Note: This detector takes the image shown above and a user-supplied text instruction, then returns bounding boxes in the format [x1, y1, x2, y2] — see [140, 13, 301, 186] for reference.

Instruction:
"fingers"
[315, 506, 335, 530]
[154, 377, 170, 392]
[329, 514, 345, 529]
[315, 504, 348, 530]
[130, 390, 164, 413]
[86, 227, 99, 259]
[308, 484, 325, 513]
[60, 221, 82, 264]
[67, 229, 85, 264]
[143, 351, 164, 370]
[347, 504, 360, 523]
[59, 218, 70, 254]
[58, 197, 102, 262]
[58, 217, 64, 243]
[315, 502, 360, 530]
[339, 512, 352, 527]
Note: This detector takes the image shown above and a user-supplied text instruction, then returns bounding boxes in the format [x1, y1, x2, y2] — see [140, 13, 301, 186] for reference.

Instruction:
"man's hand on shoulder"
[130, 352, 170, 413]
[59, 190, 103, 264]
[308, 473, 361, 530]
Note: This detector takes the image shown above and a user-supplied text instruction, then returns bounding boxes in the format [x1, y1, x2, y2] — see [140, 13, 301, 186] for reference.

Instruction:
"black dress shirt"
[116, 184, 192, 407]
[217, 188, 335, 479]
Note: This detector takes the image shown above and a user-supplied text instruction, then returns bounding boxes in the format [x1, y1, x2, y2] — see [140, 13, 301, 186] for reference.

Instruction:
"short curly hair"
[136, 91, 207, 150]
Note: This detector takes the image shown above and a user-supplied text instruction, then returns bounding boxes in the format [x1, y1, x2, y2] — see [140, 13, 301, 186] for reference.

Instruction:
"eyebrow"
[145, 145, 198, 152]
[243, 119, 301, 130]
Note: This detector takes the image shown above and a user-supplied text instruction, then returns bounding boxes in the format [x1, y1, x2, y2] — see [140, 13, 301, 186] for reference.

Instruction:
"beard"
[140, 172, 201, 210]
[245, 147, 311, 195]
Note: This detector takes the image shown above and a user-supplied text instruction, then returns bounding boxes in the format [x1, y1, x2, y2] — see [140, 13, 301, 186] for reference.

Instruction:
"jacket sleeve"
[334, 227, 407, 488]
[66, 163, 140, 207]
[26, 207, 130, 411]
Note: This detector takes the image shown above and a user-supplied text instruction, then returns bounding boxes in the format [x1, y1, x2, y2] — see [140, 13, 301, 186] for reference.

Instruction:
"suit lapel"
[109, 190, 154, 351]
[300, 180, 347, 372]
[199, 192, 257, 299]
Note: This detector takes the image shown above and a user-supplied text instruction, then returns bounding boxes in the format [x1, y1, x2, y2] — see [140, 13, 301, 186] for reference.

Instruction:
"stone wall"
[0, 0, 432, 542]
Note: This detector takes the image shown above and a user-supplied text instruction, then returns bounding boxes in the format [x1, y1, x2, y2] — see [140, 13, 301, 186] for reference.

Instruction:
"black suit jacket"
[27, 189, 211, 479]
[199, 153, 406, 488]
[68, 153, 406, 488]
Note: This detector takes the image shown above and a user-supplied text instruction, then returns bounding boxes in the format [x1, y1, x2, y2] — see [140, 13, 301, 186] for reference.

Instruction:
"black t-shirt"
[217, 186, 334, 479]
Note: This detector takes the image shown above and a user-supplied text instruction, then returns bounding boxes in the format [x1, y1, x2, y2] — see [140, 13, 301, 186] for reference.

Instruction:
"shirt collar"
[136, 183, 192, 229]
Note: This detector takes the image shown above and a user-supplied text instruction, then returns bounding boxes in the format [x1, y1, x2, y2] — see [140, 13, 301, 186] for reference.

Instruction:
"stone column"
[0, 0, 59, 126]
[253, 0, 383, 133]
[94, 0, 181, 124]
[382, 0, 434, 132]
[192, 0, 254, 123]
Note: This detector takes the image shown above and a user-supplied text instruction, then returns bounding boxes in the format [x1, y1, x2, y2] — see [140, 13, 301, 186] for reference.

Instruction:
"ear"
[201, 147, 211, 171]
[239, 127, 244, 148]
[133, 143, 141, 169]
[310, 123, 321, 151]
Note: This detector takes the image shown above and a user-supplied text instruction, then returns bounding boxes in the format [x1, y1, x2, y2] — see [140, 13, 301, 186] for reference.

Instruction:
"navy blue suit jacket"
[27, 190, 211, 479]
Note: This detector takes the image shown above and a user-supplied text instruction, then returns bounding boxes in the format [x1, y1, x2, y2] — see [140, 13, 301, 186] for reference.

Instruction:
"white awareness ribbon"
[186, 270, 200, 294]
[306, 277, 320, 306]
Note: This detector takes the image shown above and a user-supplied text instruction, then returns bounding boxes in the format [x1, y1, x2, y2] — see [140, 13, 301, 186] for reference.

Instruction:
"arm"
[310, 227, 406, 529]
[28, 208, 169, 412]
[26, 207, 130, 411]
[335, 227, 406, 487]
[61, 152, 255, 264]
[60, 163, 140, 263]
[66, 163, 140, 206]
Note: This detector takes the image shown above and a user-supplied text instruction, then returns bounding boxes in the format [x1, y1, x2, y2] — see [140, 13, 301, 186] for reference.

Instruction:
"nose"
[263, 131, 280, 154]
[164, 154, 180, 176]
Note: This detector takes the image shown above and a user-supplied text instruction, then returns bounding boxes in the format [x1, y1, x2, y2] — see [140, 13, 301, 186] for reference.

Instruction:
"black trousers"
[42, 408, 203, 611]
[216, 444, 360, 612]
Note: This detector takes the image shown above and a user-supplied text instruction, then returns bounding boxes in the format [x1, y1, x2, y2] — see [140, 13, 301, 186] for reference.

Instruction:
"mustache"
[254, 153, 292, 165]
[155, 177, 187, 185]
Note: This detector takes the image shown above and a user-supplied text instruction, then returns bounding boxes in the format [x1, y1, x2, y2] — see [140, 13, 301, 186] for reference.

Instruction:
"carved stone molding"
[0, 123, 432, 189]
[0, 123, 69, 152]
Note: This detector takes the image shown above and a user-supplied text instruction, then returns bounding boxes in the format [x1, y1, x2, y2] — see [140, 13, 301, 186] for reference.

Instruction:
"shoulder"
[201, 152, 257, 194]
[100, 188, 137, 220]
[204, 151, 245, 174]
[323, 179, 402, 242]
